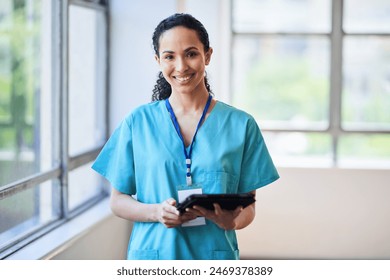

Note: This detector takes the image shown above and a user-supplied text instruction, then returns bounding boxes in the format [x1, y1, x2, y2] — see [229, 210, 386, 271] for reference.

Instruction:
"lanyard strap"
[165, 94, 213, 186]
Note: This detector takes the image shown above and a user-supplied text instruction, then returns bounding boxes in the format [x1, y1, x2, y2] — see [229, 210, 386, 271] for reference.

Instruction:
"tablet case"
[176, 193, 255, 214]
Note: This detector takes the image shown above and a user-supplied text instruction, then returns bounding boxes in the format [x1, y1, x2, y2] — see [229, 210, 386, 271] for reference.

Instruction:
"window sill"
[5, 197, 112, 260]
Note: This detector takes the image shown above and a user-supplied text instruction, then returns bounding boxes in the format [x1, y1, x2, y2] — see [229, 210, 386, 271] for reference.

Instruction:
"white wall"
[237, 167, 390, 259]
[50, 215, 131, 260]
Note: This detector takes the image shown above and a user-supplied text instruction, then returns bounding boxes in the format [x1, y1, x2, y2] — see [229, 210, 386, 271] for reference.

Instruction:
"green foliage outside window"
[234, 56, 329, 124]
[0, 0, 40, 184]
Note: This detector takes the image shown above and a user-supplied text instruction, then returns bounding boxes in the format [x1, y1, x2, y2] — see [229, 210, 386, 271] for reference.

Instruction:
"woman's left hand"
[186, 203, 243, 230]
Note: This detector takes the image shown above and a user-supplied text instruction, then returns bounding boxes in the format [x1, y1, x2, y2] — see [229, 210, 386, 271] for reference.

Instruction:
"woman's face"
[155, 26, 212, 96]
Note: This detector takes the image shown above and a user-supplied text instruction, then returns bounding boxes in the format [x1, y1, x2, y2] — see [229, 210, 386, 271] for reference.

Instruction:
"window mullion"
[329, 0, 344, 165]
[59, 0, 70, 219]
[104, 3, 110, 142]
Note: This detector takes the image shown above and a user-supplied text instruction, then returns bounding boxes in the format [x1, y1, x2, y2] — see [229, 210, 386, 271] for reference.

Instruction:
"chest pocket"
[204, 171, 238, 194]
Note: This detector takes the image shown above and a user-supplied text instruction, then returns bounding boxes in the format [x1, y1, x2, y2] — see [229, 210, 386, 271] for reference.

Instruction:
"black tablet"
[176, 193, 255, 214]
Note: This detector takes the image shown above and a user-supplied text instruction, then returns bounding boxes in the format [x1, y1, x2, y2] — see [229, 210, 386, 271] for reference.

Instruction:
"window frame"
[230, 0, 390, 165]
[0, 0, 110, 259]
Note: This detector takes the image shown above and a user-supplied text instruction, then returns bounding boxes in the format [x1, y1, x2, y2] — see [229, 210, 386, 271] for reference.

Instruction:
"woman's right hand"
[110, 188, 197, 226]
[157, 198, 197, 228]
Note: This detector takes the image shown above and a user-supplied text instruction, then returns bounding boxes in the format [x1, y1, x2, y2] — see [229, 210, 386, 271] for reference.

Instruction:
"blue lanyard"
[165, 94, 213, 186]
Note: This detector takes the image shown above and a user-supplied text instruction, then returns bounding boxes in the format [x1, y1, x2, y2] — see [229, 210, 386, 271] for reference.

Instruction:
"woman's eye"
[164, 55, 173, 60]
[187, 51, 198, 58]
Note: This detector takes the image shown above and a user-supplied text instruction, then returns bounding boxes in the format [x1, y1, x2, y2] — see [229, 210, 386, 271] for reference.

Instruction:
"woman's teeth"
[175, 75, 192, 82]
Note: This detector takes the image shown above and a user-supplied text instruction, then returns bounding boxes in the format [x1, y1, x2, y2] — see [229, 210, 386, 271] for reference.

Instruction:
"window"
[0, 0, 109, 258]
[231, 0, 390, 167]
[68, 4, 107, 210]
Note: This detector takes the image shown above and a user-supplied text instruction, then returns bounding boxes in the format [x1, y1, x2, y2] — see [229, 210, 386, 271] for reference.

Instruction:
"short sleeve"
[91, 116, 136, 195]
[238, 117, 279, 193]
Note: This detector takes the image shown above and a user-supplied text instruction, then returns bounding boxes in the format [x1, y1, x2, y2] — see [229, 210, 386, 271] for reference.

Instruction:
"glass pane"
[0, 0, 57, 186]
[0, 179, 60, 250]
[232, 36, 330, 129]
[344, 0, 390, 33]
[263, 131, 332, 167]
[69, 5, 107, 156]
[342, 37, 390, 130]
[339, 134, 390, 168]
[0, 37, 11, 123]
[68, 162, 104, 211]
[232, 0, 331, 33]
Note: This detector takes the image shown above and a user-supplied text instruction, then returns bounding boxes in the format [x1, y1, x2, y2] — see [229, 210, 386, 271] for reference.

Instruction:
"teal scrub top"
[92, 100, 279, 260]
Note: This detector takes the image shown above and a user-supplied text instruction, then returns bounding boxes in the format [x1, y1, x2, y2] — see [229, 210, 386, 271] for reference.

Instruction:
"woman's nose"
[175, 57, 188, 72]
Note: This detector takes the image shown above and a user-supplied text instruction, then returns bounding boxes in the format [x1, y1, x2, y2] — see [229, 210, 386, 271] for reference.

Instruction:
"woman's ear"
[155, 54, 160, 65]
[205, 48, 213, 65]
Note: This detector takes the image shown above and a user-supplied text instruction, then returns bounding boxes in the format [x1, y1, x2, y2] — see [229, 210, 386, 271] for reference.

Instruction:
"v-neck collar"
[161, 99, 219, 148]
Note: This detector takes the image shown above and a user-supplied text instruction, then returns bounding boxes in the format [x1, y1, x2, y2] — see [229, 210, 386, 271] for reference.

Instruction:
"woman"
[92, 13, 279, 260]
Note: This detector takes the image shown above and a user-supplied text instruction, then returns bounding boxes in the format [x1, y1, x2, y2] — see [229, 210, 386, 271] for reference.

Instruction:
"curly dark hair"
[151, 13, 212, 101]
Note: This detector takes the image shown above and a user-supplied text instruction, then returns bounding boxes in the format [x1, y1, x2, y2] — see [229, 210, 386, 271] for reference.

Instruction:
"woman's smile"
[173, 73, 195, 84]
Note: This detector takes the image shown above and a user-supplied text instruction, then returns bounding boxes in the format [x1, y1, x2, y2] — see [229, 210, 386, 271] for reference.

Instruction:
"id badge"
[177, 183, 206, 227]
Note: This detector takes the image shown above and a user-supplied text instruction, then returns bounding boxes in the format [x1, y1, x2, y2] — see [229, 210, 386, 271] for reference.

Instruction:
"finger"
[161, 210, 178, 220]
[185, 207, 203, 217]
[233, 206, 243, 216]
[158, 199, 181, 227]
[164, 211, 197, 226]
[163, 199, 180, 216]
[213, 203, 223, 215]
[161, 213, 182, 228]
[163, 221, 180, 228]
[181, 212, 197, 219]
[192, 205, 210, 216]
[180, 212, 197, 222]
[166, 198, 176, 206]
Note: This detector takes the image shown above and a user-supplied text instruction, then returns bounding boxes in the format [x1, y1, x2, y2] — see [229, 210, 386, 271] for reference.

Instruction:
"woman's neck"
[168, 90, 210, 114]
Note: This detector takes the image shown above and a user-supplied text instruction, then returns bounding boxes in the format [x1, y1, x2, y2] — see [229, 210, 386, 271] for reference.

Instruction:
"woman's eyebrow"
[184, 46, 199, 52]
[161, 46, 199, 54]
[161, 50, 174, 54]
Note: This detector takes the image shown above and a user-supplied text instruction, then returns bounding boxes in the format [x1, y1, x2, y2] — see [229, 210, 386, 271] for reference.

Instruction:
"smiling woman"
[91, 13, 279, 260]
